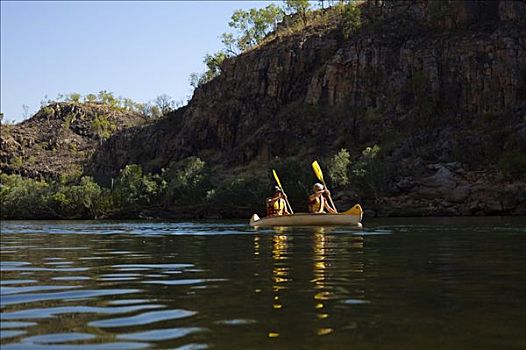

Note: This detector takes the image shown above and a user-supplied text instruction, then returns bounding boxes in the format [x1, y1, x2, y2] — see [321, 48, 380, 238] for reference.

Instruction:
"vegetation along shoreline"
[1, 1, 525, 219]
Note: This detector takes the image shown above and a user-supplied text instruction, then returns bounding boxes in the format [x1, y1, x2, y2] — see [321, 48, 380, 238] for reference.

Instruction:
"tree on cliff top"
[227, 4, 285, 53]
[285, 0, 311, 24]
[190, 4, 286, 90]
[189, 51, 230, 89]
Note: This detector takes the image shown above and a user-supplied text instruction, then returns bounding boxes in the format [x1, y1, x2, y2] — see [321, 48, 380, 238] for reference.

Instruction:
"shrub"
[0, 174, 113, 219]
[48, 176, 108, 218]
[112, 164, 165, 212]
[327, 148, 351, 188]
[324, 145, 392, 201]
[351, 145, 391, 200]
[0, 174, 50, 219]
[9, 156, 24, 170]
[341, 1, 361, 38]
[85, 94, 97, 103]
[68, 93, 82, 103]
[162, 157, 210, 206]
[91, 114, 116, 142]
[208, 174, 270, 213]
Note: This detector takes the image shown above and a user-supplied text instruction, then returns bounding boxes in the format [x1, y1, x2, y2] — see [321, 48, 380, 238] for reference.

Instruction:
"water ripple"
[1, 304, 164, 320]
[1, 285, 80, 296]
[0, 330, 27, 339]
[89, 309, 197, 328]
[117, 327, 207, 341]
[1, 342, 150, 350]
[1, 218, 525, 349]
[0, 321, 37, 329]
[111, 264, 193, 270]
[22, 332, 95, 344]
[142, 278, 227, 286]
[0, 289, 142, 307]
[0, 280, 38, 285]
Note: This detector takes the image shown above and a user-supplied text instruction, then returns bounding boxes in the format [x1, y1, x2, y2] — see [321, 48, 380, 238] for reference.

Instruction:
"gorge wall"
[87, 0, 526, 215]
[1, 103, 147, 179]
[2, 1, 525, 217]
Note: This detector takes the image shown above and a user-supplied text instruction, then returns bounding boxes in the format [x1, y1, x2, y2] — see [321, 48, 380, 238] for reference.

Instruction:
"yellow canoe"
[249, 204, 363, 227]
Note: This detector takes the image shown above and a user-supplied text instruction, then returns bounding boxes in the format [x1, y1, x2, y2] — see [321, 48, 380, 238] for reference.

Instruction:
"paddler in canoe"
[266, 186, 291, 216]
[308, 183, 337, 214]
[249, 162, 363, 227]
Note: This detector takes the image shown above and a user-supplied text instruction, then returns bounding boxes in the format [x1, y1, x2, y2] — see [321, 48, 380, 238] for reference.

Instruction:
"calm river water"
[1, 217, 525, 350]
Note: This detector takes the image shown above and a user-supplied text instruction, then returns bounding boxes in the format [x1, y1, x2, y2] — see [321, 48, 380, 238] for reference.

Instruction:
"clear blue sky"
[1, 0, 277, 122]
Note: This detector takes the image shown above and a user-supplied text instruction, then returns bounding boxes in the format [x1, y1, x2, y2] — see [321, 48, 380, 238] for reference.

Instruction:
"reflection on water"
[1, 218, 526, 349]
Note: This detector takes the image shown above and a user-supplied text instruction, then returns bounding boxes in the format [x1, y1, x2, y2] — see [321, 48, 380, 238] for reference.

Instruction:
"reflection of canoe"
[249, 204, 363, 228]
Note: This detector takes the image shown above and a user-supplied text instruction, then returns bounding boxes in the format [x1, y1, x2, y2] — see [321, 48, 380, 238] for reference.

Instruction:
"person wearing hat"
[308, 183, 337, 214]
[266, 186, 290, 217]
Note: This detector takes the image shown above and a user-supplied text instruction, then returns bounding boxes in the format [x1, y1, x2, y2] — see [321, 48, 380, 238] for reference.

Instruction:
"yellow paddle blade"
[272, 169, 282, 189]
[311, 161, 324, 182]
[343, 204, 363, 216]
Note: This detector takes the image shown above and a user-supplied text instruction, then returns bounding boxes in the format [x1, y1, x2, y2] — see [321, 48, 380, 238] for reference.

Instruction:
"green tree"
[98, 91, 120, 109]
[68, 93, 81, 103]
[162, 157, 210, 206]
[351, 145, 390, 200]
[190, 51, 229, 89]
[328, 148, 351, 188]
[10, 156, 24, 170]
[221, 32, 238, 55]
[341, 1, 361, 38]
[91, 114, 116, 143]
[140, 102, 162, 119]
[112, 164, 164, 212]
[208, 174, 270, 214]
[204, 52, 228, 80]
[55, 176, 108, 218]
[0, 174, 50, 219]
[285, 0, 311, 24]
[227, 4, 284, 52]
[85, 94, 97, 103]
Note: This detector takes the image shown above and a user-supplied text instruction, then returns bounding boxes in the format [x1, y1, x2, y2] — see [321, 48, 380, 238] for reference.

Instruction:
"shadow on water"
[1, 218, 525, 349]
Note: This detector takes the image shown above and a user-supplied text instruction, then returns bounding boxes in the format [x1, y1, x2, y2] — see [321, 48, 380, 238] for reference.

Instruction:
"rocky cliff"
[1, 102, 147, 178]
[86, 0, 525, 216]
[2, 0, 525, 217]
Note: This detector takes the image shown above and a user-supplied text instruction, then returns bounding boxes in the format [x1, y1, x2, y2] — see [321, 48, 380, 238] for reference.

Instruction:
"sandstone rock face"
[378, 162, 526, 216]
[89, 28, 346, 178]
[86, 1, 525, 216]
[4, 1, 523, 217]
[0, 102, 147, 178]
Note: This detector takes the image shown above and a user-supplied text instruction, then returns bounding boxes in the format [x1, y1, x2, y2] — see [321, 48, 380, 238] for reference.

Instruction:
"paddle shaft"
[311, 161, 337, 213]
[320, 178, 337, 213]
[281, 191, 294, 214]
[272, 170, 294, 214]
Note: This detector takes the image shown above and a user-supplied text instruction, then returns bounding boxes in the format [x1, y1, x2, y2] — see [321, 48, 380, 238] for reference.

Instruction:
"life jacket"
[309, 194, 325, 213]
[266, 197, 286, 216]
